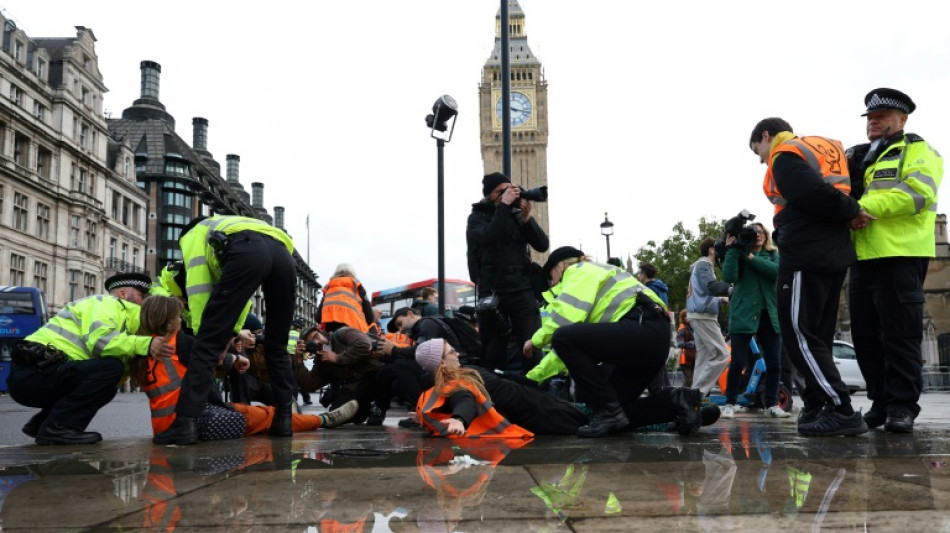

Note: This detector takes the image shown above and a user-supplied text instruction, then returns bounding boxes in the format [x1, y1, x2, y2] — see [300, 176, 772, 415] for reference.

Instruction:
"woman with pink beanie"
[413, 338, 588, 437]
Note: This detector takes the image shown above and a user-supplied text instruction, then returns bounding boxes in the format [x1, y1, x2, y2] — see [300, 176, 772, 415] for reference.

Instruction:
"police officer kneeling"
[8, 273, 173, 445]
[523, 247, 703, 438]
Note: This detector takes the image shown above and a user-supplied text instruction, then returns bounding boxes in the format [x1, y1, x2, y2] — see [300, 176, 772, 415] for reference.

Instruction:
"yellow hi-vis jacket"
[287, 329, 300, 355]
[854, 134, 943, 259]
[526, 261, 666, 383]
[179, 215, 294, 334]
[24, 295, 151, 366]
[149, 264, 192, 330]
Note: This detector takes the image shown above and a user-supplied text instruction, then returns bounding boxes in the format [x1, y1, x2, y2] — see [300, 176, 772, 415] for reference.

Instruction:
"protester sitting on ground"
[132, 296, 357, 440]
[294, 325, 380, 424]
[676, 310, 697, 388]
[315, 263, 375, 333]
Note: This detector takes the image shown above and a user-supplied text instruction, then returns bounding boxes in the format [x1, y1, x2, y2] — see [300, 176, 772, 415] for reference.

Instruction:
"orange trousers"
[232, 403, 323, 435]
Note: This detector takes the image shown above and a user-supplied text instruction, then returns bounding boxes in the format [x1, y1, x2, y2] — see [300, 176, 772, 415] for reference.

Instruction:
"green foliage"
[635, 217, 725, 315]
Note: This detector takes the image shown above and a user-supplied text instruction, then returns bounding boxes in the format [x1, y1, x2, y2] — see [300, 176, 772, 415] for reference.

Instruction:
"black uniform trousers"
[777, 269, 851, 410]
[479, 288, 541, 372]
[374, 358, 433, 412]
[849, 257, 928, 417]
[8, 357, 125, 431]
[177, 231, 297, 418]
[473, 366, 588, 435]
[552, 308, 677, 427]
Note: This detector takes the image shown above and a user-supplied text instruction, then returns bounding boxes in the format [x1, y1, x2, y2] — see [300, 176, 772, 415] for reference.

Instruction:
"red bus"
[371, 278, 476, 319]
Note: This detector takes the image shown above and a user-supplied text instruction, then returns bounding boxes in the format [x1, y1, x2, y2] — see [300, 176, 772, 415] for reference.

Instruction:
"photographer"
[720, 222, 788, 419]
[466, 172, 549, 372]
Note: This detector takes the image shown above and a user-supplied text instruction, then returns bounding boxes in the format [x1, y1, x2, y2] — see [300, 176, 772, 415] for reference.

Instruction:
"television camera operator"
[466, 172, 549, 373]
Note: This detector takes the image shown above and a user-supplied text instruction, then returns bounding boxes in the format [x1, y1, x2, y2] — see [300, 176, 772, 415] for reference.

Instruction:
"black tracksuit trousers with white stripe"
[777, 269, 852, 410]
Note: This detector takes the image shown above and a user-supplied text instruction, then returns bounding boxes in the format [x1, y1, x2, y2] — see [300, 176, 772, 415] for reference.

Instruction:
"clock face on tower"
[496, 91, 533, 127]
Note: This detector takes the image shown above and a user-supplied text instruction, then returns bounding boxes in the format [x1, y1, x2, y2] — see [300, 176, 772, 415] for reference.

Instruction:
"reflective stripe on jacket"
[854, 135, 943, 259]
[417, 380, 533, 439]
[320, 277, 370, 332]
[286, 329, 300, 355]
[24, 294, 151, 364]
[180, 215, 292, 333]
[142, 335, 186, 435]
[530, 261, 665, 349]
[764, 136, 851, 216]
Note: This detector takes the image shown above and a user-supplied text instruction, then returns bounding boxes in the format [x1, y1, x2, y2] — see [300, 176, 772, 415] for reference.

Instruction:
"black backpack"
[440, 317, 482, 365]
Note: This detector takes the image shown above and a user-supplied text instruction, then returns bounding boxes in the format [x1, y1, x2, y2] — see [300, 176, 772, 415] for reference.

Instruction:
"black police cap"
[542, 246, 585, 280]
[104, 272, 152, 293]
[863, 88, 915, 116]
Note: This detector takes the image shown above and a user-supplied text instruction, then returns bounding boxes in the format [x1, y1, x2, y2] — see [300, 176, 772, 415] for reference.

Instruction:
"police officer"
[154, 215, 298, 445]
[522, 247, 702, 438]
[846, 88, 944, 433]
[8, 272, 173, 444]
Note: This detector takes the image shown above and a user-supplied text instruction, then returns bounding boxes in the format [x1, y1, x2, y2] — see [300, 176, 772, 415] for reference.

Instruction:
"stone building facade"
[0, 15, 320, 322]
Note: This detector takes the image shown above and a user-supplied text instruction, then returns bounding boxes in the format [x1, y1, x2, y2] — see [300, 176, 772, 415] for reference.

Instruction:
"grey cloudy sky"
[5, 0, 950, 294]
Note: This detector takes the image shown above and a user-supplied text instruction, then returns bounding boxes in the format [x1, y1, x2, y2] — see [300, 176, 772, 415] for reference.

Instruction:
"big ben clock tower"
[479, 0, 550, 263]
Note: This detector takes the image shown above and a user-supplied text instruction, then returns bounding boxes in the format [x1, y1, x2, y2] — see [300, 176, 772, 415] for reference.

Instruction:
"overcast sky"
[5, 1, 950, 294]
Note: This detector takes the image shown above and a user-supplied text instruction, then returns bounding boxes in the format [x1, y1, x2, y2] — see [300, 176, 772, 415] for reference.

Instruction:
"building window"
[124, 157, 131, 180]
[36, 147, 52, 179]
[33, 261, 48, 294]
[133, 248, 140, 270]
[36, 59, 46, 79]
[70, 215, 81, 247]
[32, 102, 47, 122]
[35, 203, 50, 240]
[81, 87, 90, 106]
[122, 199, 131, 226]
[68, 269, 80, 300]
[133, 205, 142, 232]
[9, 85, 21, 106]
[9, 253, 26, 286]
[14, 41, 24, 62]
[13, 192, 29, 232]
[135, 157, 147, 173]
[80, 124, 88, 147]
[77, 168, 87, 193]
[121, 243, 128, 264]
[85, 220, 98, 252]
[83, 273, 96, 297]
[162, 191, 194, 209]
[111, 192, 121, 219]
[109, 238, 117, 260]
[0, 184, 4, 219]
[164, 160, 191, 177]
[13, 133, 26, 166]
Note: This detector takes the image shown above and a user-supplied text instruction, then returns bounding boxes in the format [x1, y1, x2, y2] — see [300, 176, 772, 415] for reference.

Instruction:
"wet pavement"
[1, 393, 949, 532]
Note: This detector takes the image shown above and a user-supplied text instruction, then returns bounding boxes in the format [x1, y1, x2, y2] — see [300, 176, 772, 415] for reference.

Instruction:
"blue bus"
[0, 287, 49, 391]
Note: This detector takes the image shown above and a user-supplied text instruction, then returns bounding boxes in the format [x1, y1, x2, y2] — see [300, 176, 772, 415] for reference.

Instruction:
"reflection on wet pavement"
[2, 420, 950, 531]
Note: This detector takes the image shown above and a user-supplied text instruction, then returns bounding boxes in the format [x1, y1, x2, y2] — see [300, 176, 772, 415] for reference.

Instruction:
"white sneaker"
[322, 400, 359, 428]
[722, 405, 735, 419]
[767, 406, 792, 418]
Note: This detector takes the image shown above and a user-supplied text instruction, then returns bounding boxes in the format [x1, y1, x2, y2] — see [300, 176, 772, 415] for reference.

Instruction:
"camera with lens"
[518, 184, 548, 202]
[254, 334, 266, 346]
[305, 340, 324, 354]
[714, 209, 757, 264]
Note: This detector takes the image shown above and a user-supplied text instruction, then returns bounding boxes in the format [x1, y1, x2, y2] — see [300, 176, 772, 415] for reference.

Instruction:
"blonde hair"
[433, 343, 490, 401]
[332, 263, 357, 279]
[751, 223, 776, 252]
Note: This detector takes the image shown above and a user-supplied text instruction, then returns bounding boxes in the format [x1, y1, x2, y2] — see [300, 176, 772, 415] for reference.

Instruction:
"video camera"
[714, 209, 757, 264]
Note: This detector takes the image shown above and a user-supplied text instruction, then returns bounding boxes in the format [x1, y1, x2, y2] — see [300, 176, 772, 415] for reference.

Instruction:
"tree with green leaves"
[635, 217, 725, 315]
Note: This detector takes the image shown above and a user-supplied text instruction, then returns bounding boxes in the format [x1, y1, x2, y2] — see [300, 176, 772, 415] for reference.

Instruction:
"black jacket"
[466, 200, 549, 294]
[389, 317, 472, 362]
[772, 152, 860, 272]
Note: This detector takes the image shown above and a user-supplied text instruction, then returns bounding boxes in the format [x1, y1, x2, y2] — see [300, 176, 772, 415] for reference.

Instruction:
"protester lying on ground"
[132, 296, 357, 441]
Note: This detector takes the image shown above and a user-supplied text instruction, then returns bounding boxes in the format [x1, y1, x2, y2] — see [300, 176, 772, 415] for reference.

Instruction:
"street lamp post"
[425, 95, 459, 315]
[600, 212, 614, 262]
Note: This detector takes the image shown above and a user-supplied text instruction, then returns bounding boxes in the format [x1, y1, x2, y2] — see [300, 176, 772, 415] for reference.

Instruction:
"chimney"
[274, 206, 285, 229]
[139, 60, 161, 101]
[226, 154, 240, 184]
[251, 182, 264, 209]
[192, 117, 209, 152]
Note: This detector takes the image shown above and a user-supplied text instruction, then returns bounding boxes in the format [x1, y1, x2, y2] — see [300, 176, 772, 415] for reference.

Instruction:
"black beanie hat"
[482, 172, 511, 197]
[542, 246, 586, 279]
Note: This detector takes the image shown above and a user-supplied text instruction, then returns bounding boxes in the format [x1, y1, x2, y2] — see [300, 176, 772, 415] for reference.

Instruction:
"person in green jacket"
[8, 272, 174, 445]
[720, 222, 789, 419]
[522, 246, 703, 438]
[154, 215, 298, 445]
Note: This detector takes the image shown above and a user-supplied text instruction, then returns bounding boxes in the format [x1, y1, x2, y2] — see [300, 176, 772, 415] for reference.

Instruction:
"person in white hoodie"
[686, 237, 732, 397]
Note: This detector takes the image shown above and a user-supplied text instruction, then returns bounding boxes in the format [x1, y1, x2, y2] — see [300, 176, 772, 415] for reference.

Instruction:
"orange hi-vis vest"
[417, 380, 534, 439]
[142, 335, 187, 435]
[320, 277, 370, 332]
[385, 331, 413, 348]
[763, 136, 851, 216]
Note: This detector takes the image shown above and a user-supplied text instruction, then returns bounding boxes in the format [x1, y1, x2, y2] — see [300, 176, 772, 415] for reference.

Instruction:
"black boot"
[154, 416, 199, 445]
[35, 422, 102, 445]
[577, 402, 629, 438]
[269, 402, 293, 437]
[671, 387, 702, 436]
[22, 410, 49, 438]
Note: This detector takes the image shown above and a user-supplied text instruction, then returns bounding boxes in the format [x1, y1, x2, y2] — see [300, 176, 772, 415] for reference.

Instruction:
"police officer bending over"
[9, 272, 173, 445]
